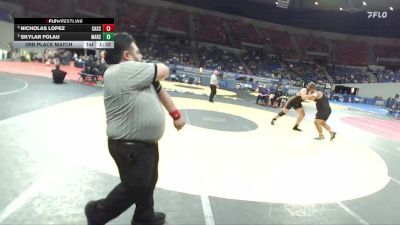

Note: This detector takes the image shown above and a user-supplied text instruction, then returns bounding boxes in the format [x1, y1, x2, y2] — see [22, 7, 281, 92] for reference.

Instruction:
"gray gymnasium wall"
[0, 1, 24, 50]
[0, 21, 13, 49]
[337, 83, 400, 99]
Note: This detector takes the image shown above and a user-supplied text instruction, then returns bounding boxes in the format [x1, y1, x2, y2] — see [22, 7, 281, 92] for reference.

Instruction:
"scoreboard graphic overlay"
[13, 18, 115, 49]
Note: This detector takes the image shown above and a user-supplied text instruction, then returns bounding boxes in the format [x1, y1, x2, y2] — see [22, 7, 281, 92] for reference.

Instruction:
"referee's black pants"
[93, 139, 159, 223]
[209, 84, 217, 102]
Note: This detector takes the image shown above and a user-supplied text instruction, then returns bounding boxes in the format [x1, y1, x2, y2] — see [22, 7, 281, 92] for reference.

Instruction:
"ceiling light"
[315, 1, 319, 6]
[339, 7, 343, 11]
[362, 1, 367, 6]
[389, 6, 393, 11]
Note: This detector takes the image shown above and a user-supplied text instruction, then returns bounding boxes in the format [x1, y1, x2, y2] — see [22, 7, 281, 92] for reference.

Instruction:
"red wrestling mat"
[341, 116, 400, 141]
[0, 61, 83, 82]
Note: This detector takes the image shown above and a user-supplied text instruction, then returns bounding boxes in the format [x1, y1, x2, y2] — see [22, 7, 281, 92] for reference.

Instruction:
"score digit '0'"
[102, 32, 115, 41]
[102, 24, 115, 32]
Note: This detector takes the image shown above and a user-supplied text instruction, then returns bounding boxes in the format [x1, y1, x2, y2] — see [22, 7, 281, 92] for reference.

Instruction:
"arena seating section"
[117, 1, 153, 33]
[327, 66, 368, 84]
[333, 40, 368, 66]
[13, 0, 60, 16]
[241, 50, 282, 76]
[198, 46, 246, 73]
[374, 45, 400, 58]
[264, 29, 297, 57]
[296, 35, 328, 53]
[376, 70, 400, 83]
[136, 35, 194, 66]
[288, 61, 329, 84]
[195, 14, 229, 46]
[225, 19, 264, 45]
[80, 0, 109, 15]
[156, 8, 189, 34]
[6, 0, 400, 84]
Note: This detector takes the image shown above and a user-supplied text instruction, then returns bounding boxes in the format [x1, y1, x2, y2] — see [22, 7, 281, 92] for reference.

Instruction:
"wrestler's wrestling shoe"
[292, 125, 302, 131]
[314, 136, 325, 140]
[330, 132, 336, 141]
[271, 118, 276, 125]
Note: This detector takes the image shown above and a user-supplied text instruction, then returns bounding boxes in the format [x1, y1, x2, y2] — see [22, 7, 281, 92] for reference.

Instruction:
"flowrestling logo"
[367, 11, 388, 19]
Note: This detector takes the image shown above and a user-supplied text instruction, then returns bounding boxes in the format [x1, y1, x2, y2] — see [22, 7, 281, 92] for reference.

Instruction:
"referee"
[209, 70, 219, 102]
[85, 32, 185, 225]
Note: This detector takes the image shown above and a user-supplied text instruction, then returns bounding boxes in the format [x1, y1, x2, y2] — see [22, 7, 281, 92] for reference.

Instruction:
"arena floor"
[0, 63, 400, 225]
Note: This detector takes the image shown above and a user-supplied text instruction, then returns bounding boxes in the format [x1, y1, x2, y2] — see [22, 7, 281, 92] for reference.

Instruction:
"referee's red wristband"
[169, 109, 181, 120]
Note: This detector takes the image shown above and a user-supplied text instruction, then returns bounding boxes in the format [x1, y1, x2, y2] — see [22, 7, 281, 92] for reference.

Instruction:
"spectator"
[386, 103, 398, 117]
[51, 64, 67, 84]
[256, 87, 269, 105]
[270, 85, 285, 107]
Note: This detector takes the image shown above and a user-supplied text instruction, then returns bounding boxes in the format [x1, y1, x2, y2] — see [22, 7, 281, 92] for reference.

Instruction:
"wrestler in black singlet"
[283, 88, 306, 110]
[315, 93, 331, 121]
